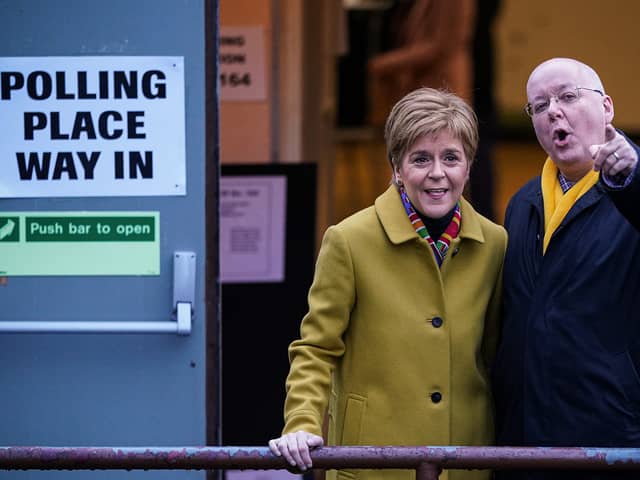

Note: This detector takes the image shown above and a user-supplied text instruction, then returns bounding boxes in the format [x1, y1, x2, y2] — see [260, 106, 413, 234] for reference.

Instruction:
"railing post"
[416, 462, 440, 480]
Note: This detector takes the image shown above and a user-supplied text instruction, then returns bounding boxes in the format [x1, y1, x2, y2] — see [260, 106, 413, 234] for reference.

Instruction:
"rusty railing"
[1, 446, 640, 479]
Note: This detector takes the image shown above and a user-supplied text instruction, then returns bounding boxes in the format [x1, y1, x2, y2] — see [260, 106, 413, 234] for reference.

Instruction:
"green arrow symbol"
[0, 219, 16, 240]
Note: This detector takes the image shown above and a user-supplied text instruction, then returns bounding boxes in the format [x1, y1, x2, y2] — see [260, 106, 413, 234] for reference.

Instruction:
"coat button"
[451, 247, 460, 257]
[430, 392, 442, 403]
[431, 317, 443, 328]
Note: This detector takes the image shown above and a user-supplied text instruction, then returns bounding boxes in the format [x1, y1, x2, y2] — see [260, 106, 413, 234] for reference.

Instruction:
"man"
[492, 57, 640, 480]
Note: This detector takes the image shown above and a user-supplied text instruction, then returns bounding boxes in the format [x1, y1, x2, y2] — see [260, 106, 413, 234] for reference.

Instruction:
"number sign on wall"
[219, 26, 266, 102]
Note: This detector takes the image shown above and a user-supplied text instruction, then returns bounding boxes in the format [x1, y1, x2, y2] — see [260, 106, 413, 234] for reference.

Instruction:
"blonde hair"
[384, 87, 478, 185]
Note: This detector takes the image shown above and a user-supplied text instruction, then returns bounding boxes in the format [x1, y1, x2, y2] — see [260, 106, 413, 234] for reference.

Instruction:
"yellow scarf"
[541, 158, 599, 254]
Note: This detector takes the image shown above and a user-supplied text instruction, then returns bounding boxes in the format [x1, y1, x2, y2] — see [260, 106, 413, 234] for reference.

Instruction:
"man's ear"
[604, 95, 614, 124]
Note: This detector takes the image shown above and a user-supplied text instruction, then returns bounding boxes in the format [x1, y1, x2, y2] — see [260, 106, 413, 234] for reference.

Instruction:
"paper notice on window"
[220, 176, 286, 283]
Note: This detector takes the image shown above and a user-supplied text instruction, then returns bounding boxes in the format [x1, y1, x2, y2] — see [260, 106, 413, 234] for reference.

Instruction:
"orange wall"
[496, 0, 640, 132]
[220, 0, 272, 163]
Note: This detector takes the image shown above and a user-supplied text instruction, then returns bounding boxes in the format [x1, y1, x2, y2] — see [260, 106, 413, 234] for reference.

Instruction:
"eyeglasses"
[524, 86, 604, 117]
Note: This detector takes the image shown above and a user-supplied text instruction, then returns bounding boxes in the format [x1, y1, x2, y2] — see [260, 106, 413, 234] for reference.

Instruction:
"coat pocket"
[340, 393, 366, 445]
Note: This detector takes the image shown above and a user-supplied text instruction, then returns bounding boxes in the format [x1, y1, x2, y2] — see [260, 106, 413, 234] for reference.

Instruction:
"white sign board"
[0, 56, 186, 198]
[220, 176, 286, 283]
[219, 26, 267, 101]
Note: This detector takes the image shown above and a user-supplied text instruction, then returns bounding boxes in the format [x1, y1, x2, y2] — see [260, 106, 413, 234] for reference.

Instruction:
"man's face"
[526, 60, 613, 180]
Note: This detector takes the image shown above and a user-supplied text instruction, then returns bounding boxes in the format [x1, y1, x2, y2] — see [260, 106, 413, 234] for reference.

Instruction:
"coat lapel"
[457, 197, 485, 244]
[374, 186, 418, 244]
[557, 183, 604, 229]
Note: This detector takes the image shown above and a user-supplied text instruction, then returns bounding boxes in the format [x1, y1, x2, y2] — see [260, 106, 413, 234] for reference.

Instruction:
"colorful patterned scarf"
[400, 188, 461, 267]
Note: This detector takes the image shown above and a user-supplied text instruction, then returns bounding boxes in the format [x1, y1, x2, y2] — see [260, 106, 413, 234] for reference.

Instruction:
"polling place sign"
[0, 211, 160, 275]
[0, 56, 186, 198]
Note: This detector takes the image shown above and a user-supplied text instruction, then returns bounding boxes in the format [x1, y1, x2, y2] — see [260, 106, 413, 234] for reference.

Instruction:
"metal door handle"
[0, 251, 196, 336]
[173, 251, 195, 335]
[0, 320, 188, 334]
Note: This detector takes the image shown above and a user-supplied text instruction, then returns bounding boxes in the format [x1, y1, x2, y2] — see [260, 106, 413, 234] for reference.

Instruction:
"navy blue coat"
[492, 154, 640, 480]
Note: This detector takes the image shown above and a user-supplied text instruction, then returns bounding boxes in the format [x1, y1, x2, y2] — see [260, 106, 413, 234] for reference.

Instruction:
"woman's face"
[394, 130, 470, 219]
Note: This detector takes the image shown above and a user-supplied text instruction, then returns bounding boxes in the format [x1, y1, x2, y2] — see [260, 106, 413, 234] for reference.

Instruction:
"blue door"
[0, 1, 215, 479]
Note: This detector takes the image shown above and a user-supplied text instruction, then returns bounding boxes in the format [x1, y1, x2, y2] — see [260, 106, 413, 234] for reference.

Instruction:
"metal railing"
[1, 446, 640, 479]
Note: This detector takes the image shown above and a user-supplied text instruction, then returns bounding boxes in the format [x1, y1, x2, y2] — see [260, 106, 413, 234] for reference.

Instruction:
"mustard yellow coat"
[283, 186, 507, 480]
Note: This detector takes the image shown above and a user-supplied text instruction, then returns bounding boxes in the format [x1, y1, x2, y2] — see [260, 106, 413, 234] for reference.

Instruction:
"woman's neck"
[416, 206, 456, 240]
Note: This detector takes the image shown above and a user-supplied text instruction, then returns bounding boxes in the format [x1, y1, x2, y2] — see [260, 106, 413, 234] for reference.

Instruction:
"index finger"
[593, 127, 623, 171]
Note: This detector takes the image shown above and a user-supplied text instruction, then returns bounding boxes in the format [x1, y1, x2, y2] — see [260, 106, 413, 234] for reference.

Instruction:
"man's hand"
[268, 430, 324, 471]
[590, 124, 638, 180]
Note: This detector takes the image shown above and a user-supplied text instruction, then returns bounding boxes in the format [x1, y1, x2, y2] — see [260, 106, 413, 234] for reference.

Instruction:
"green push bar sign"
[0, 212, 159, 276]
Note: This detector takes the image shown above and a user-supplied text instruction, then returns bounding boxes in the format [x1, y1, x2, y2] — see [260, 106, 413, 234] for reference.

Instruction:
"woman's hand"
[268, 430, 324, 471]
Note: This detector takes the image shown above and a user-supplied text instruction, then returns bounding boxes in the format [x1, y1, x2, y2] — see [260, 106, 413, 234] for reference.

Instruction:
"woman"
[269, 88, 506, 480]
